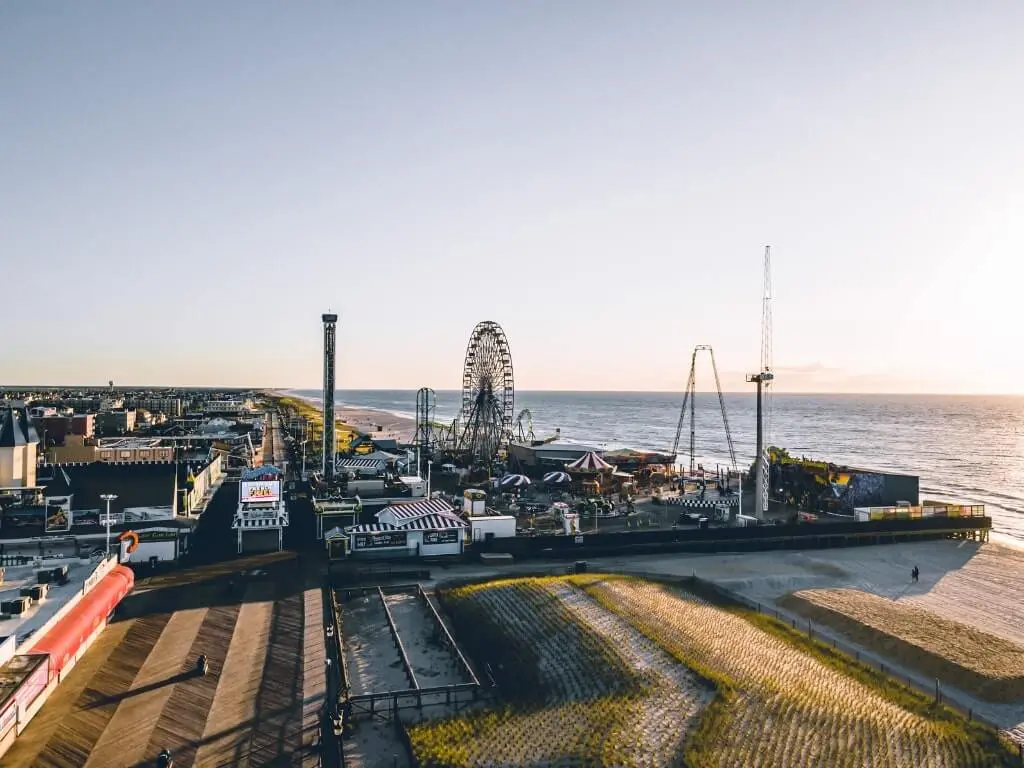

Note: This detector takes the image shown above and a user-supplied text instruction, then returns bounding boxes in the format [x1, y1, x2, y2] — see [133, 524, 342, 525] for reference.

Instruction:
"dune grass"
[411, 575, 1016, 767]
[781, 587, 1024, 702]
[580, 575, 1015, 767]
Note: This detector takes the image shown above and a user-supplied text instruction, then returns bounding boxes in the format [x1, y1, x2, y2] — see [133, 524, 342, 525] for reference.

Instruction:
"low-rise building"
[128, 397, 183, 418]
[46, 436, 175, 465]
[95, 409, 136, 436]
[0, 402, 39, 489]
[345, 498, 468, 558]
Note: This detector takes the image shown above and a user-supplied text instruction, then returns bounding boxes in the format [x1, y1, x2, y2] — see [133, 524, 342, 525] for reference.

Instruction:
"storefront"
[346, 498, 467, 558]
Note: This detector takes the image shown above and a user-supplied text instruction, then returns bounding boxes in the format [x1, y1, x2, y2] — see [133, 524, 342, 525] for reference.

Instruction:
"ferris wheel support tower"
[745, 246, 774, 520]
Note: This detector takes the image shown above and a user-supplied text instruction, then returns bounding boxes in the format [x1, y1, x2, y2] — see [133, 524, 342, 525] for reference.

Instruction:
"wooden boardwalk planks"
[144, 601, 243, 766]
[191, 582, 275, 768]
[299, 586, 327, 767]
[246, 585, 306, 766]
[32, 612, 174, 767]
[83, 605, 208, 768]
[0, 620, 134, 768]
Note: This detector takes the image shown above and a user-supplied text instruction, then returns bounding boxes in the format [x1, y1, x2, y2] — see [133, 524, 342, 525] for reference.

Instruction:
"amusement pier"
[0, 298, 996, 767]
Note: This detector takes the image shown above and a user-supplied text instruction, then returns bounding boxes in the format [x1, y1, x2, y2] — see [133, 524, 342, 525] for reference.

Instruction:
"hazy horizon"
[4, 3, 1023, 394]
[4, 384, 1024, 399]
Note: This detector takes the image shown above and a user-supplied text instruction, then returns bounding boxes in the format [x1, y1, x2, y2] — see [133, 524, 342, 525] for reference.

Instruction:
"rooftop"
[0, 402, 39, 448]
[0, 557, 110, 649]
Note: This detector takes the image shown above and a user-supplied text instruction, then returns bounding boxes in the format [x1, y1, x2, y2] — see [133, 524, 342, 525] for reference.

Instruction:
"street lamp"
[426, 460, 432, 498]
[99, 493, 118, 557]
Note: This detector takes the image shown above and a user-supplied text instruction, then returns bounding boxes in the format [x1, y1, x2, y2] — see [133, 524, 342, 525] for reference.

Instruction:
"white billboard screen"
[241, 480, 281, 504]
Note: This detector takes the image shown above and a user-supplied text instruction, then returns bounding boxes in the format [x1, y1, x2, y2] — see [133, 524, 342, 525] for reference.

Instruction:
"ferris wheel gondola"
[455, 321, 515, 461]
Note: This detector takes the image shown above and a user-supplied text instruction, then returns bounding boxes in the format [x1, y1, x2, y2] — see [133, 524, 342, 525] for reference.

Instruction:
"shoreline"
[284, 390, 416, 444]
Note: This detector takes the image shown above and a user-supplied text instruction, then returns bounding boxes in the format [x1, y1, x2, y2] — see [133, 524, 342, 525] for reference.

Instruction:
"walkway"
[3, 555, 326, 768]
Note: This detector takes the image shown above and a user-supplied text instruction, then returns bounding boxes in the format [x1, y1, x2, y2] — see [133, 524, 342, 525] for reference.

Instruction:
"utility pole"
[746, 246, 774, 521]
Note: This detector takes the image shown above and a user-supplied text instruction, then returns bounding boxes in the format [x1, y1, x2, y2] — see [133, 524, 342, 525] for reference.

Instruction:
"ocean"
[287, 389, 1024, 543]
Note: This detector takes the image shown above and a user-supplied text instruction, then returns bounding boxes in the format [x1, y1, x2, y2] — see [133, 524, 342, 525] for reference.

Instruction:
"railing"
[416, 584, 479, 687]
[377, 587, 419, 690]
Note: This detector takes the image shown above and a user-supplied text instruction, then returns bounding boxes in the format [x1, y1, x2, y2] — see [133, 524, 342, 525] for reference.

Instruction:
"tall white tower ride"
[746, 246, 774, 519]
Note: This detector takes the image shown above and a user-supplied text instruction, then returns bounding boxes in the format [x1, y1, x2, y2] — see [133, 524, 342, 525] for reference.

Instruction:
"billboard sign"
[45, 505, 71, 533]
[240, 481, 280, 504]
[353, 531, 407, 550]
[423, 529, 460, 546]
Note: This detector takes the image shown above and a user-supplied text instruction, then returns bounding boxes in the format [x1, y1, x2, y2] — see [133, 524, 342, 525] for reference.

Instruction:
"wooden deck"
[2, 557, 327, 768]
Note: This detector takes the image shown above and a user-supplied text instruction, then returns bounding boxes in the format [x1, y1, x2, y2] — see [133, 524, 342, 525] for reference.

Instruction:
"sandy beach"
[337, 406, 415, 444]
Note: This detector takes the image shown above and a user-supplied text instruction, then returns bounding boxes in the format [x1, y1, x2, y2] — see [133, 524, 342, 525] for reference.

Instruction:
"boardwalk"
[3, 555, 326, 768]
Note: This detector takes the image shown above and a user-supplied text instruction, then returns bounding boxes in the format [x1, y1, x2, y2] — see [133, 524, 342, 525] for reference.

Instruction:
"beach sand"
[338, 406, 415, 444]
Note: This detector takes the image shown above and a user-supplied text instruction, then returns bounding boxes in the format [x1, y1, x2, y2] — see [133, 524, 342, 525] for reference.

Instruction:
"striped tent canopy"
[567, 451, 612, 472]
[499, 473, 531, 488]
[542, 471, 572, 484]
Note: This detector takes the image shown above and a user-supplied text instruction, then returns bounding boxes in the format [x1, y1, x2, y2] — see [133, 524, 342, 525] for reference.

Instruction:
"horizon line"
[2, 385, 1022, 398]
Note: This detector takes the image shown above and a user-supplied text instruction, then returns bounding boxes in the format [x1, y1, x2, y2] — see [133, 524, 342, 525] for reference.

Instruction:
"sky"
[2, 2, 1023, 394]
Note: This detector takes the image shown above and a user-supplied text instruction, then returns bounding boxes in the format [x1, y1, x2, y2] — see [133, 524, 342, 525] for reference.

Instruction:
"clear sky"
[3, 2, 1022, 393]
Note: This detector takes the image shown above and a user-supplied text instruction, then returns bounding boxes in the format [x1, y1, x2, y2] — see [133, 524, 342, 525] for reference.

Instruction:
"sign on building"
[353, 531, 407, 549]
[423, 529, 460, 546]
[44, 505, 71, 533]
[240, 480, 280, 504]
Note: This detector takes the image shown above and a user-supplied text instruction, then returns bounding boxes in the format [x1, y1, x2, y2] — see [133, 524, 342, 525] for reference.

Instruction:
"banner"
[423, 530, 459, 546]
[75, 510, 101, 527]
[240, 480, 280, 504]
[44, 505, 71, 532]
[353, 531, 407, 550]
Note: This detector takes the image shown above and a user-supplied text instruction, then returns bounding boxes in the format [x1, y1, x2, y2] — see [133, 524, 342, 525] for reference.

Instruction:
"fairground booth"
[343, 498, 468, 559]
[232, 465, 288, 554]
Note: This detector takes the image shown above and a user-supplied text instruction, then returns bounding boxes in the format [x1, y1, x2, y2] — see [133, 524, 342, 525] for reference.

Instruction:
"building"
[232, 465, 288, 553]
[46, 436, 175, 465]
[34, 414, 95, 448]
[507, 442, 602, 471]
[0, 403, 39, 489]
[0, 463, 198, 562]
[202, 399, 253, 416]
[95, 409, 136, 437]
[345, 498, 468, 558]
[128, 397, 183, 418]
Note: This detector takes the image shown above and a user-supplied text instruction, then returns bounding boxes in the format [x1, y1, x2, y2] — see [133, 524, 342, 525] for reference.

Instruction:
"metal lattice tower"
[322, 312, 338, 482]
[672, 345, 738, 475]
[414, 387, 436, 457]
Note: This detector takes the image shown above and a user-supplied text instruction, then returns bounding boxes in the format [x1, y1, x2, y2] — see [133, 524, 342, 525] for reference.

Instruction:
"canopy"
[542, 471, 572, 484]
[567, 451, 612, 472]
[499, 473, 531, 488]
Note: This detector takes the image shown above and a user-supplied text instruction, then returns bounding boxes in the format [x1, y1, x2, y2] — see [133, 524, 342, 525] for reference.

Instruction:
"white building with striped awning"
[345, 498, 468, 557]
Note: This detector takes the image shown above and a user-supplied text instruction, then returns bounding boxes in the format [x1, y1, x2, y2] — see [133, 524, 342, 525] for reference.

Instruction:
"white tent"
[567, 451, 612, 472]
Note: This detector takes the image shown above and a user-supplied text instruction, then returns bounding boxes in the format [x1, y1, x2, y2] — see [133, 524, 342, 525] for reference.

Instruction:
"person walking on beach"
[911, 566, 919, 583]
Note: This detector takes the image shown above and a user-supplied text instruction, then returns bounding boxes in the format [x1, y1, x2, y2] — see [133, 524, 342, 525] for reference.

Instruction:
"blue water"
[288, 389, 1024, 542]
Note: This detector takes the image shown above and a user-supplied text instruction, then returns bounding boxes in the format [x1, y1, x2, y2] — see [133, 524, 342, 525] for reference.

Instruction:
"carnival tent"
[542, 471, 572, 484]
[499, 473, 532, 488]
[567, 451, 613, 472]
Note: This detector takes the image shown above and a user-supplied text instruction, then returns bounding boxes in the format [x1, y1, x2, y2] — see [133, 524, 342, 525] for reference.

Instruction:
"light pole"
[100, 493, 118, 557]
[426, 460, 432, 498]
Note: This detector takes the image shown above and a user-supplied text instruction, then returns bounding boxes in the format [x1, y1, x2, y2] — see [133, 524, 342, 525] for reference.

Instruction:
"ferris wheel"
[455, 321, 515, 461]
